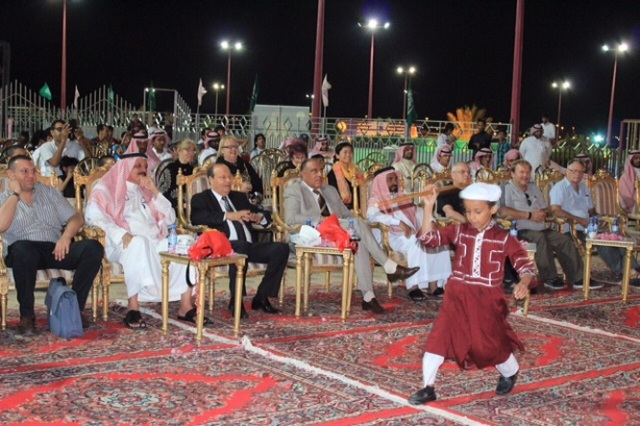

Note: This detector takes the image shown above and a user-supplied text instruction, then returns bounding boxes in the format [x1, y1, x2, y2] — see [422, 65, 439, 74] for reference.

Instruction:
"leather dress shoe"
[408, 288, 426, 301]
[229, 301, 249, 319]
[386, 265, 420, 283]
[408, 386, 437, 405]
[17, 317, 36, 335]
[251, 297, 280, 314]
[80, 313, 93, 329]
[362, 298, 386, 314]
[496, 371, 518, 395]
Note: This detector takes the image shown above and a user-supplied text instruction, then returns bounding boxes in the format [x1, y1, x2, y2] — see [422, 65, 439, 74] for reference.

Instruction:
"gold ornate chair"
[1, 169, 104, 329]
[586, 169, 628, 234]
[250, 148, 286, 209]
[176, 167, 274, 313]
[410, 163, 435, 194]
[271, 168, 356, 304]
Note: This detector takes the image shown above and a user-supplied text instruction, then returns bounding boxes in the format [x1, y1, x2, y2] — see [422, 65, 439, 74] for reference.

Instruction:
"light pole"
[143, 87, 178, 126]
[220, 40, 242, 116]
[602, 42, 628, 147]
[213, 83, 225, 117]
[397, 66, 416, 120]
[359, 19, 389, 119]
[60, 0, 68, 110]
[551, 80, 570, 139]
[305, 93, 315, 109]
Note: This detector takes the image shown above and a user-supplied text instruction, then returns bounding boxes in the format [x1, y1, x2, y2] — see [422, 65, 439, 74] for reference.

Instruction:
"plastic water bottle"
[587, 216, 597, 239]
[348, 219, 361, 242]
[611, 217, 620, 235]
[305, 219, 312, 227]
[167, 225, 178, 253]
[510, 220, 518, 238]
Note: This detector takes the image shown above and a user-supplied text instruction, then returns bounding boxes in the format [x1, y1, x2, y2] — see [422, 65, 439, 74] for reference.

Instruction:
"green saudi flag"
[39, 82, 52, 101]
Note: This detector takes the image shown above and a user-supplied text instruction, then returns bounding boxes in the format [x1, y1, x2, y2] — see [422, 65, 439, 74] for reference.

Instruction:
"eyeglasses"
[53, 127, 64, 131]
[452, 170, 470, 175]
[440, 152, 452, 157]
[566, 168, 584, 175]
[223, 145, 239, 150]
[524, 192, 532, 207]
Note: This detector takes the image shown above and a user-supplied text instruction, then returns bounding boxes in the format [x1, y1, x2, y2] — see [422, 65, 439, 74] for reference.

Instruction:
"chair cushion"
[8, 268, 75, 289]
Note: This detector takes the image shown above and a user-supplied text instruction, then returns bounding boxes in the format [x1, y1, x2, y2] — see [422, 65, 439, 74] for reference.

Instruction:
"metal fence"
[2, 80, 638, 176]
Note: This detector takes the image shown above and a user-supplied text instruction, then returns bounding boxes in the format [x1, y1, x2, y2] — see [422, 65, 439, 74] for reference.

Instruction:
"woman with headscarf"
[619, 150, 640, 213]
[430, 145, 453, 174]
[327, 142, 364, 210]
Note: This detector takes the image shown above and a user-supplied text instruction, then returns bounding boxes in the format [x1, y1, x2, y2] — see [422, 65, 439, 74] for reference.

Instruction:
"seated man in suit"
[284, 159, 420, 314]
[190, 163, 289, 318]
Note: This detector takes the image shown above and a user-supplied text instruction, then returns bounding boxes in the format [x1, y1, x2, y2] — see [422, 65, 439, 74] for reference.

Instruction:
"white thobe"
[367, 204, 451, 289]
[85, 182, 190, 302]
[392, 160, 415, 181]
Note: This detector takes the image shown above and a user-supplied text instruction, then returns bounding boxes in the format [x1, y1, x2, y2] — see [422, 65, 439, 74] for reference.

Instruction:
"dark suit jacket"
[190, 190, 262, 241]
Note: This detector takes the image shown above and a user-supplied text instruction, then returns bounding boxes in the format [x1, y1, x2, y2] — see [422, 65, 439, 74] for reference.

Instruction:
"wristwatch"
[12, 192, 20, 199]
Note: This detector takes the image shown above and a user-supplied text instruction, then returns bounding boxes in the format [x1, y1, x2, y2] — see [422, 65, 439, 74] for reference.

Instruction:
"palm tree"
[446, 105, 492, 142]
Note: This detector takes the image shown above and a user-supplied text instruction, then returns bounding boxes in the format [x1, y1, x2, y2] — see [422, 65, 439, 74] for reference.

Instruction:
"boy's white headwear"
[460, 182, 501, 202]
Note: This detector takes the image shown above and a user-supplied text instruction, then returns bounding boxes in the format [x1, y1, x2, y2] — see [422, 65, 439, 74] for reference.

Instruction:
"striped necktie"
[221, 196, 247, 241]
[313, 190, 330, 217]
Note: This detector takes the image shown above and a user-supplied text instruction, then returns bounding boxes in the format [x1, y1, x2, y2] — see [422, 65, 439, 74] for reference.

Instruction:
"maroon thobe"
[417, 221, 535, 369]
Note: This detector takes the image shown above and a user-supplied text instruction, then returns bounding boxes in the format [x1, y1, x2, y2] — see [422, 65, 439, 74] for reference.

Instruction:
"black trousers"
[6, 240, 104, 318]
[228, 241, 289, 301]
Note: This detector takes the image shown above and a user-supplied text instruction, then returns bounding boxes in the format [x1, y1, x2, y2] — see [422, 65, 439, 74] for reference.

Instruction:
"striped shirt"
[0, 183, 76, 247]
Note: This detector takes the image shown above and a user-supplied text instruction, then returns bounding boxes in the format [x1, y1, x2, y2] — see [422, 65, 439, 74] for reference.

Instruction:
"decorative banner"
[250, 74, 259, 112]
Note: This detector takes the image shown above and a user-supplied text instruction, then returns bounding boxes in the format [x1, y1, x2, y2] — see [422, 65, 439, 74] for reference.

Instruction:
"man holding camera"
[32, 119, 87, 177]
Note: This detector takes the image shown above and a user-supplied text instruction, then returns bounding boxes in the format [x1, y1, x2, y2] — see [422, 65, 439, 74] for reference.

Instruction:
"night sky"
[1, 0, 639, 136]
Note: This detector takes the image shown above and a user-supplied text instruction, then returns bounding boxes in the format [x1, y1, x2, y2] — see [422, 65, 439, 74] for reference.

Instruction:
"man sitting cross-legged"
[190, 163, 289, 318]
[284, 159, 420, 314]
[367, 167, 452, 300]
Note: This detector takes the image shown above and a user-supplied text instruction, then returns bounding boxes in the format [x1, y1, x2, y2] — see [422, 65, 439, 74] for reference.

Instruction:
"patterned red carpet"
[1, 282, 639, 425]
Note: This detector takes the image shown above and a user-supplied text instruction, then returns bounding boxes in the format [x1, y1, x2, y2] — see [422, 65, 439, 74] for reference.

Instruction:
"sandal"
[177, 307, 210, 326]
[123, 310, 147, 330]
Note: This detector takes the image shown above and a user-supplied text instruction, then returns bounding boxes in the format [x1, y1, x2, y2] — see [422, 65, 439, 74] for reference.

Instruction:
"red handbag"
[188, 230, 233, 261]
[316, 214, 358, 252]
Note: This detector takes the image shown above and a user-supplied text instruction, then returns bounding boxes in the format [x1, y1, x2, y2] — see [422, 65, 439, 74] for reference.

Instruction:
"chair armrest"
[368, 222, 393, 255]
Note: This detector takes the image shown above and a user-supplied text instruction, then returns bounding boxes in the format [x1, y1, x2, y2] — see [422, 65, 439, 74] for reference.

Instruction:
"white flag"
[73, 85, 80, 108]
[321, 74, 332, 107]
[197, 78, 207, 106]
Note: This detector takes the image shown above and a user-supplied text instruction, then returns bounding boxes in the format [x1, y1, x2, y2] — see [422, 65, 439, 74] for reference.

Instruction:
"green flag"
[39, 82, 52, 101]
[250, 74, 259, 112]
[406, 80, 417, 126]
[108, 84, 115, 105]
[148, 81, 156, 112]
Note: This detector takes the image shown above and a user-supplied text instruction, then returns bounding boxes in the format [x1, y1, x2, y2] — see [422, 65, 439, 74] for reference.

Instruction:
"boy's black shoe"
[408, 386, 437, 405]
[496, 371, 518, 395]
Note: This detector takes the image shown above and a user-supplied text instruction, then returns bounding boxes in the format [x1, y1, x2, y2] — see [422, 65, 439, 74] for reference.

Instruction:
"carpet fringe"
[514, 310, 640, 344]
[240, 335, 487, 426]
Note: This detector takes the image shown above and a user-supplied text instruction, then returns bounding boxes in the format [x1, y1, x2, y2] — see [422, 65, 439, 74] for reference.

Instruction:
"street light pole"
[213, 83, 225, 118]
[603, 42, 628, 147]
[61, 0, 67, 110]
[359, 20, 389, 119]
[221, 40, 242, 117]
[551, 80, 570, 139]
[306, 93, 315, 110]
[397, 66, 416, 120]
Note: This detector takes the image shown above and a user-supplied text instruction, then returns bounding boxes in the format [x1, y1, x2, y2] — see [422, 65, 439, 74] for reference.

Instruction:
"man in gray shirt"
[499, 160, 587, 290]
[0, 155, 103, 334]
